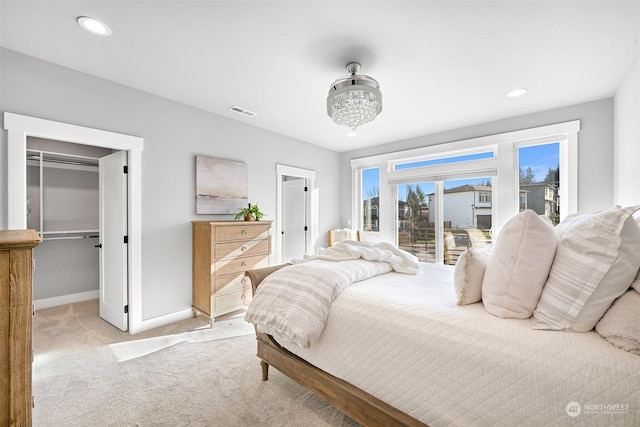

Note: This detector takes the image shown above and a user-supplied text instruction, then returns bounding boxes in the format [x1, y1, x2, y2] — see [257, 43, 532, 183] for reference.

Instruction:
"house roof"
[444, 184, 492, 194]
[1, 1, 637, 153]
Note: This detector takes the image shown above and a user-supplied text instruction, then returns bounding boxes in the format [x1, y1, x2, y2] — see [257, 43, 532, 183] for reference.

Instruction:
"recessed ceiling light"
[77, 16, 112, 36]
[506, 88, 528, 98]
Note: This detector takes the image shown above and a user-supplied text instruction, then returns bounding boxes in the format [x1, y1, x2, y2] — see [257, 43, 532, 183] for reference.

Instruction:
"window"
[518, 142, 560, 225]
[394, 151, 493, 170]
[395, 177, 493, 265]
[351, 120, 579, 263]
[520, 192, 528, 211]
[478, 192, 491, 203]
[361, 168, 379, 232]
[397, 181, 434, 262]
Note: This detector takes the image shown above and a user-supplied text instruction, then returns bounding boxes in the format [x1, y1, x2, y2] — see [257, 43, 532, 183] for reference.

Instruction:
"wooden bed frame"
[245, 265, 428, 427]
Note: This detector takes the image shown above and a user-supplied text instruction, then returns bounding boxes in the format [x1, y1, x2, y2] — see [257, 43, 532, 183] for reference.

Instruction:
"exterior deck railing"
[398, 227, 491, 265]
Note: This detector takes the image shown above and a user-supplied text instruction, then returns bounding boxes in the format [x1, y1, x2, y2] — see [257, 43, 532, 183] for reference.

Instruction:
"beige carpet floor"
[32, 300, 359, 427]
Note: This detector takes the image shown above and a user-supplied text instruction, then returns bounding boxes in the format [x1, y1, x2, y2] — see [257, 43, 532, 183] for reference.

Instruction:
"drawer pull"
[241, 229, 247, 235]
[241, 246, 248, 252]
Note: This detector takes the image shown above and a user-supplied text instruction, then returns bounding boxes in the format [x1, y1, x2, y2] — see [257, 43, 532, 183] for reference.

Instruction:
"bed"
[244, 208, 640, 427]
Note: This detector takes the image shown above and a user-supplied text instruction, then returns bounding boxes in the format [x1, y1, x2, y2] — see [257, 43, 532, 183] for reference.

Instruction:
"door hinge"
[124, 305, 128, 314]
[304, 226, 308, 231]
[123, 165, 128, 174]
[124, 235, 129, 244]
[304, 186, 308, 192]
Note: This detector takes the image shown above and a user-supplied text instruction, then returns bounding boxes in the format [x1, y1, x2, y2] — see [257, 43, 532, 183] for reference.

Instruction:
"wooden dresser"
[192, 221, 271, 323]
[1, 229, 41, 426]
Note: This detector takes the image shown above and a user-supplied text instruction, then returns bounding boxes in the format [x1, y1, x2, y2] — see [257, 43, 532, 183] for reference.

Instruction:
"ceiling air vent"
[228, 106, 256, 117]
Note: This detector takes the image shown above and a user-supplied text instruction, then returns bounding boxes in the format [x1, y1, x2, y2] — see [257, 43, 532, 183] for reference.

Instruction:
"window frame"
[351, 120, 580, 256]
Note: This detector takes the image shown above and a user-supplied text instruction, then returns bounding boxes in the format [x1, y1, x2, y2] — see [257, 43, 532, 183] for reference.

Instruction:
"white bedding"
[271, 263, 640, 427]
[246, 241, 419, 347]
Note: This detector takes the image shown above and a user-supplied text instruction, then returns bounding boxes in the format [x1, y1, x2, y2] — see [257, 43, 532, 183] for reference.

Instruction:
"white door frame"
[276, 164, 316, 264]
[4, 112, 145, 334]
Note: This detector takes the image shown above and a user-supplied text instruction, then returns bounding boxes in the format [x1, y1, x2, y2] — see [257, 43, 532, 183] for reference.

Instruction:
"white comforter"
[273, 263, 640, 427]
[245, 241, 419, 348]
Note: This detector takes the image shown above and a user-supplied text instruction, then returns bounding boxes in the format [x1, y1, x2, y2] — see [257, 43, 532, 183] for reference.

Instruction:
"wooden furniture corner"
[0, 229, 42, 426]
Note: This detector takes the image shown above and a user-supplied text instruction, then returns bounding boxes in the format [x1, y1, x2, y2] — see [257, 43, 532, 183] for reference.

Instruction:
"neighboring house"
[363, 196, 380, 231]
[427, 185, 493, 229]
[520, 183, 559, 222]
[362, 197, 410, 231]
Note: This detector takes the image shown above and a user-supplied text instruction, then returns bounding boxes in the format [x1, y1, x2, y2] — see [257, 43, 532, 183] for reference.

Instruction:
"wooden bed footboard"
[245, 265, 428, 427]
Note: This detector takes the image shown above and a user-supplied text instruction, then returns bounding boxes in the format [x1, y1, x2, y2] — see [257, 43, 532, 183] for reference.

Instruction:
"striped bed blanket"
[244, 241, 419, 348]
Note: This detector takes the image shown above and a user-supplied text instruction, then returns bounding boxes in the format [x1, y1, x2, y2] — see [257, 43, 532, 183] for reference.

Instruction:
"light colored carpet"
[108, 317, 255, 362]
[32, 299, 360, 427]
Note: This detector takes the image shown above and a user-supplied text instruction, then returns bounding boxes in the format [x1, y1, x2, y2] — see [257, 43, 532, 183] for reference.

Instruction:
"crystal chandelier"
[327, 62, 382, 132]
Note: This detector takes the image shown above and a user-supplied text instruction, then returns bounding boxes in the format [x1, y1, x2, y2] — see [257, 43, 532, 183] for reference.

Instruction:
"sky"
[363, 142, 559, 202]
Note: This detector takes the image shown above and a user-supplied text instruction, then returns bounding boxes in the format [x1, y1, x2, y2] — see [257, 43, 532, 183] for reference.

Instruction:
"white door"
[99, 151, 128, 331]
[282, 178, 307, 262]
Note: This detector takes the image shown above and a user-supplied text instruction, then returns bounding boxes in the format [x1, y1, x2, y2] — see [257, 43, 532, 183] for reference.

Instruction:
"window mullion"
[434, 181, 444, 264]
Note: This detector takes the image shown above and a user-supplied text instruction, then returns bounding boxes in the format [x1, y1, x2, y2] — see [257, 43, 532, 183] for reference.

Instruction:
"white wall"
[341, 98, 615, 224]
[614, 57, 640, 206]
[0, 48, 341, 322]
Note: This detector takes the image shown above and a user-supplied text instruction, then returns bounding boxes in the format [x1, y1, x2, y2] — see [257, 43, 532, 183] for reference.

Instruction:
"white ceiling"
[1, 1, 638, 153]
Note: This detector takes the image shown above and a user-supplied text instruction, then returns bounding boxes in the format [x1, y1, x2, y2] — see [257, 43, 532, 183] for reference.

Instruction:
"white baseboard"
[34, 294, 206, 335]
[137, 308, 195, 333]
[34, 290, 99, 310]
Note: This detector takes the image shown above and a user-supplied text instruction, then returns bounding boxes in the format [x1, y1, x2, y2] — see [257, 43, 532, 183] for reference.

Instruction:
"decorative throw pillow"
[482, 210, 558, 318]
[532, 206, 640, 332]
[595, 289, 640, 355]
[453, 244, 492, 305]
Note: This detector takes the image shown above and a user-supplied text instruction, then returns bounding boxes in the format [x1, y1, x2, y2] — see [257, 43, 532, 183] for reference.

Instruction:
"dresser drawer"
[215, 253, 268, 277]
[213, 286, 253, 313]
[215, 238, 269, 260]
[214, 273, 251, 293]
[215, 224, 270, 242]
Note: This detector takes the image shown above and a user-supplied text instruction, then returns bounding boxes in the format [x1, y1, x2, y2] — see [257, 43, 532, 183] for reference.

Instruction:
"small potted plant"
[234, 203, 265, 221]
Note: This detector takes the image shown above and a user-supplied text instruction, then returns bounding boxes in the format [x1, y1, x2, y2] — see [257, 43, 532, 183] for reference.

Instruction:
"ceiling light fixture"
[506, 88, 527, 98]
[327, 62, 382, 132]
[77, 16, 112, 36]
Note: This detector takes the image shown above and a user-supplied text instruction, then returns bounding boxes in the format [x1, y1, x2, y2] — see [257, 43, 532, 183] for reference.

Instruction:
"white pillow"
[454, 244, 492, 305]
[482, 210, 558, 319]
[595, 289, 640, 355]
[532, 206, 640, 332]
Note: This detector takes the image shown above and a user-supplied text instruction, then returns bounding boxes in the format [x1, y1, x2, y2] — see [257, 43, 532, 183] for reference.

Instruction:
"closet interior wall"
[26, 137, 113, 308]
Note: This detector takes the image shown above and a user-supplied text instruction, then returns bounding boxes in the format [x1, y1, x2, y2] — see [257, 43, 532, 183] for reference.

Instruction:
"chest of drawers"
[192, 221, 271, 323]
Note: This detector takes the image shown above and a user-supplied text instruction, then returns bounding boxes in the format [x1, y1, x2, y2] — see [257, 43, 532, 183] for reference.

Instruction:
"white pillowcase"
[454, 244, 492, 305]
[482, 210, 558, 319]
[532, 206, 640, 332]
[595, 289, 640, 355]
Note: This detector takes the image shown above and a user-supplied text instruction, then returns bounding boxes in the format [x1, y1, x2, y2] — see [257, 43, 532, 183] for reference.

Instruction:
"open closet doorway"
[282, 177, 307, 262]
[276, 164, 317, 264]
[5, 113, 144, 333]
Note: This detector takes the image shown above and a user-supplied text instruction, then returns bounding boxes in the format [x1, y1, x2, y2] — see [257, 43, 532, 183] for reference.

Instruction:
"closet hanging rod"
[42, 235, 99, 241]
[41, 230, 99, 235]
